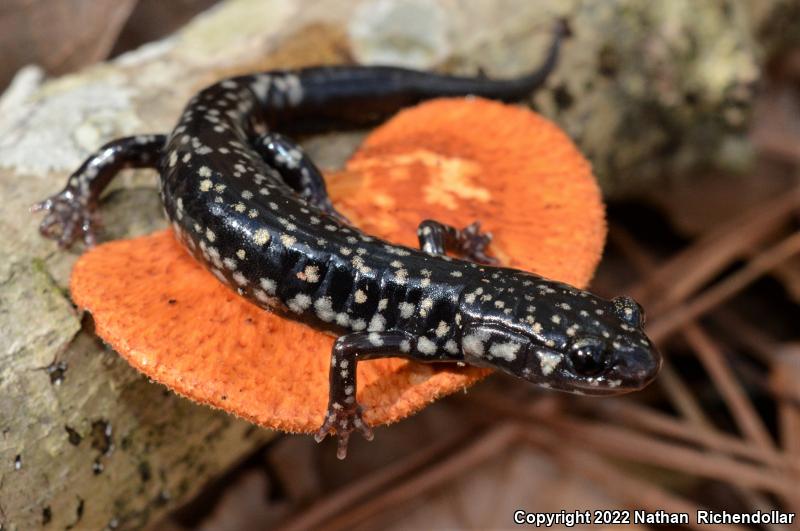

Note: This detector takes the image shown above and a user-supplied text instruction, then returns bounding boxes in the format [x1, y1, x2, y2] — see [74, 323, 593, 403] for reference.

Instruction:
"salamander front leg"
[32, 134, 166, 248]
[315, 330, 413, 459]
[252, 132, 347, 222]
[417, 220, 499, 265]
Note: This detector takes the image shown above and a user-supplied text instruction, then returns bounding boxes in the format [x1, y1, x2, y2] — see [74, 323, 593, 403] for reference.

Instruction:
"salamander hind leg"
[32, 135, 166, 248]
[315, 330, 414, 459]
[417, 220, 499, 265]
[252, 131, 347, 223]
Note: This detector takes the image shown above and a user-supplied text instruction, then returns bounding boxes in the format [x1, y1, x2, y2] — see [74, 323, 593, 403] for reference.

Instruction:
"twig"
[523, 426, 752, 531]
[478, 390, 798, 475]
[682, 324, 775, 451]
[543, 417, 799, 502]
[771, 347, 800, 458]
[628, 190, 800, 313]
[290, 424, 521, 531]
[275, 427, 478, 531]
[658, 360, 713, 427]
[710, 308, 779, 365]
[517, 381, 795, 505]
[647, 232, 800, 343]
[591, 399, 798, 473]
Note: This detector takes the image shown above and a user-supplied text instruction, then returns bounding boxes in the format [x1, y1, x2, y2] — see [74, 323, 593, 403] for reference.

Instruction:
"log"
[0, 0, 779, 528]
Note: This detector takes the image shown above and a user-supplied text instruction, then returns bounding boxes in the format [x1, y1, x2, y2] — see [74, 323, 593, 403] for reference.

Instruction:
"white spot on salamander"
[399, 302, 414, 319]
[212, 268, 227, 283]
[354, 289, 367, 304]
[367, 314, 386, 332]
[462, 333, 486, 357]
[288, 293, 312, 313]
[368, 332, 384, 346]
[393, 269, 408, 284]
[537, 351, 562, 376]
[314, 297, 335, 322]
[259, 278, 277, 294]
[444, 339, 458, 354]
[419, 298, 433, 317]
[254, 289, 279, 307]
[336, 313, 350, 327]
[489, 342, 520, 362]
[297, 265, 320, 283]
[417, 336, 437, 355]
[253, 229, 270, 245]
[351, 256, 371, 274]
[251, 74, 271, 100]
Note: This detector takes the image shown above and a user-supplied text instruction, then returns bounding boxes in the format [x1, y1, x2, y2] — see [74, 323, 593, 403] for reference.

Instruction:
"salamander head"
[459, 278, 661, 395]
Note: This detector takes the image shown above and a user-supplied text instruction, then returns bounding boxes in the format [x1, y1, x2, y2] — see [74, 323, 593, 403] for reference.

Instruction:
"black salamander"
[34, 23, 661, 458]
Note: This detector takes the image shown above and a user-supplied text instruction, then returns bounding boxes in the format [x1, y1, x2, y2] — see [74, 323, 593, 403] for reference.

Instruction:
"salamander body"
[35, 23, 660, 458]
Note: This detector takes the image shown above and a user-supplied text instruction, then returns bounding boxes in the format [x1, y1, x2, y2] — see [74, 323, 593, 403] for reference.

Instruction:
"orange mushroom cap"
[70, 97, 605, 433]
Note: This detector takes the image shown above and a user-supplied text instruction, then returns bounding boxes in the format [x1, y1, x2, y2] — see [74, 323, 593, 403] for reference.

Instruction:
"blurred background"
[2, 0, 800, 529]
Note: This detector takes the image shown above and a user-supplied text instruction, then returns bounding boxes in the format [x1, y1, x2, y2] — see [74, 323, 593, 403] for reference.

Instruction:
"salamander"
[34, 22, 660, 458]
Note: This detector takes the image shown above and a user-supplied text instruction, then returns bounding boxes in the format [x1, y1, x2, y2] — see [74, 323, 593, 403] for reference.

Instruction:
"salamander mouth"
[567, 377, 642, 395]
[528, 376, 631, 396]
[577, 346, 662, 394]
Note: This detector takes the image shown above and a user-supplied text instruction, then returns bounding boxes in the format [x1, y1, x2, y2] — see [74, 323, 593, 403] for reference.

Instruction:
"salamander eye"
[612, 296, 645, 327]
[568, 338, 608, 376]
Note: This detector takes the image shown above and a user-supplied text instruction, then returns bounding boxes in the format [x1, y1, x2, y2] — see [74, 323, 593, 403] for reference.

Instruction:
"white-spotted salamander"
[35, 23, 660, 458]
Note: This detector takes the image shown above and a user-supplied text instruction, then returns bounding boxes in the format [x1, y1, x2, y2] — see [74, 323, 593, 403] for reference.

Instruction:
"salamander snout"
[563, 335, 661, 394]
[607, 338, 661, 391]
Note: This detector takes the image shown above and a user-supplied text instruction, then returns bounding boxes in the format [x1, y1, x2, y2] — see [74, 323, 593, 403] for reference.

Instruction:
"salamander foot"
[32, 190, 99, 249]
[314, 403, 374, 459]
[459, 221, 499, 265]
[417, 219, 499, 265]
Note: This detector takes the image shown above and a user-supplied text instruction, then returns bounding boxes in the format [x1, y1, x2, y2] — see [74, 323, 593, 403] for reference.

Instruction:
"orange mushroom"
[70, 97, 605, 433]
